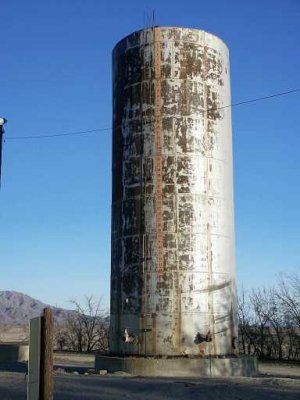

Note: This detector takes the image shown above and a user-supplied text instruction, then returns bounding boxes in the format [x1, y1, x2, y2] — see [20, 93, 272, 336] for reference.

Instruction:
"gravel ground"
[0, 357, 299, 400]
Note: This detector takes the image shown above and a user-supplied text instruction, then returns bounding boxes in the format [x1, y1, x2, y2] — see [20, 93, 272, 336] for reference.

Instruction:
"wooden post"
[40, 308, 54, 400]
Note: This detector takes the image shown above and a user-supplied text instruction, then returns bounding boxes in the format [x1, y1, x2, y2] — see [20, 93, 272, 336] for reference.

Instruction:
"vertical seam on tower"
[154, 27, 164, 276]
[140, 29, 146, 355]
[203, 37, 216, 356]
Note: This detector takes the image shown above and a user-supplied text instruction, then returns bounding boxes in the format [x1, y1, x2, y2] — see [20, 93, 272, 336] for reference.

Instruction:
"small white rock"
[99, 369, 108, 375]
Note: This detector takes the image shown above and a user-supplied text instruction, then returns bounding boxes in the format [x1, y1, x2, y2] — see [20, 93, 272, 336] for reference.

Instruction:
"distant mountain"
[0, 291, 75, 325]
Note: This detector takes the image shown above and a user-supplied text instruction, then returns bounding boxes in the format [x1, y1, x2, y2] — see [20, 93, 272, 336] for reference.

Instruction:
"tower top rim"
[113, 26, 229, 54]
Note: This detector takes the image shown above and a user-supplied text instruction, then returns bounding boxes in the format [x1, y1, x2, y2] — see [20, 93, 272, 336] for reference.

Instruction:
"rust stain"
[154, 27, 164, 276]
[152, 313, 157, 354]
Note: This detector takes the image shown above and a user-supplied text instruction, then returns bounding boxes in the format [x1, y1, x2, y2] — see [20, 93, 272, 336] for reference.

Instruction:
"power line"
[5, 88, 300, 141]
[218, 88, 300, 110]
[6, 127, 111, 140]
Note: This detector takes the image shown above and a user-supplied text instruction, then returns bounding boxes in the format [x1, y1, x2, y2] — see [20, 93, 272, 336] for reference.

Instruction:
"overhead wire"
[6, 127, 111, 140]
[218, 88, 300, 110]
[4, 88, 300, 141]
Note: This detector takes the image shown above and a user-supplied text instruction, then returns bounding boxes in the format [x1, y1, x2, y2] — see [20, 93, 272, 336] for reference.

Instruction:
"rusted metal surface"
[110, 27, 237, 356]
[154, 27, 164, 276]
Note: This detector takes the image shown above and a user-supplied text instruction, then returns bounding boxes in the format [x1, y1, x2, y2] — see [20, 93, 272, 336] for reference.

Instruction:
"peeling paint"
[110, 27, 237, 357]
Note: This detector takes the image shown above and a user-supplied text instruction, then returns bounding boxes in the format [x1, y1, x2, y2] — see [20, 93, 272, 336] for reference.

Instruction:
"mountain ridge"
[0, 290, 74, 325]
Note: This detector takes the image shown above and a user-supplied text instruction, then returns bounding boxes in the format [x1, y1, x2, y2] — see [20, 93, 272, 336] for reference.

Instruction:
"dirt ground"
[0, 354, 299, 400]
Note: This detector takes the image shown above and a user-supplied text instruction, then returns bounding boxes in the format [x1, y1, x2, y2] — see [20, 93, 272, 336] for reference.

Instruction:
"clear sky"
[0, 0, 299, 309]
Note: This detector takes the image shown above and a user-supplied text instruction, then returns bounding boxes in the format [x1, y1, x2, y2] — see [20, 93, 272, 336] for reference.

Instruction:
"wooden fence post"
[40, 308, 54, 400]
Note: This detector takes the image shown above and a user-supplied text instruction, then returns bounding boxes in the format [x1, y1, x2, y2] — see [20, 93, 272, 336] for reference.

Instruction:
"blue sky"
[0, 0, 299, 309]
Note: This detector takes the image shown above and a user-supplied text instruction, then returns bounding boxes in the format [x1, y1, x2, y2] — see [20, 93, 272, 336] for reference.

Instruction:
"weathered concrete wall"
[110, 27, 236, 356]
[0, 344, 29, 363]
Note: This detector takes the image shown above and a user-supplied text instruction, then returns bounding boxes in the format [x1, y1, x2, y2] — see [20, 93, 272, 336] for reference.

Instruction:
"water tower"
[96, 27, 256, 376]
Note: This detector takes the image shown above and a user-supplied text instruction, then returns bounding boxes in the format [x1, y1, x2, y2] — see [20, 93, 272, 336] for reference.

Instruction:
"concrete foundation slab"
[95, 355, 257, 377]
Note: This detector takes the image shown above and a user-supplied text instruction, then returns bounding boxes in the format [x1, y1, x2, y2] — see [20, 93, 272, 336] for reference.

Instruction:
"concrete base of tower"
[95, 355, 258, 377]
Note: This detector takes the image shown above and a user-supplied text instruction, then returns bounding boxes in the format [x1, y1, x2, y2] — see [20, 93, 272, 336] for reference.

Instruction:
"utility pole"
[0, 117, 7, 188]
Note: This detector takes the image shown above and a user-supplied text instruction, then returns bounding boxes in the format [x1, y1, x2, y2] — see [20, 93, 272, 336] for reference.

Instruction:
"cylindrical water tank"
[110, 27, 237, 356]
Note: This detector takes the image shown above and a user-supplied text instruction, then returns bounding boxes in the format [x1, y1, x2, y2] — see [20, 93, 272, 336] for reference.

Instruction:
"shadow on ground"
[0, 362, 27, 373]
